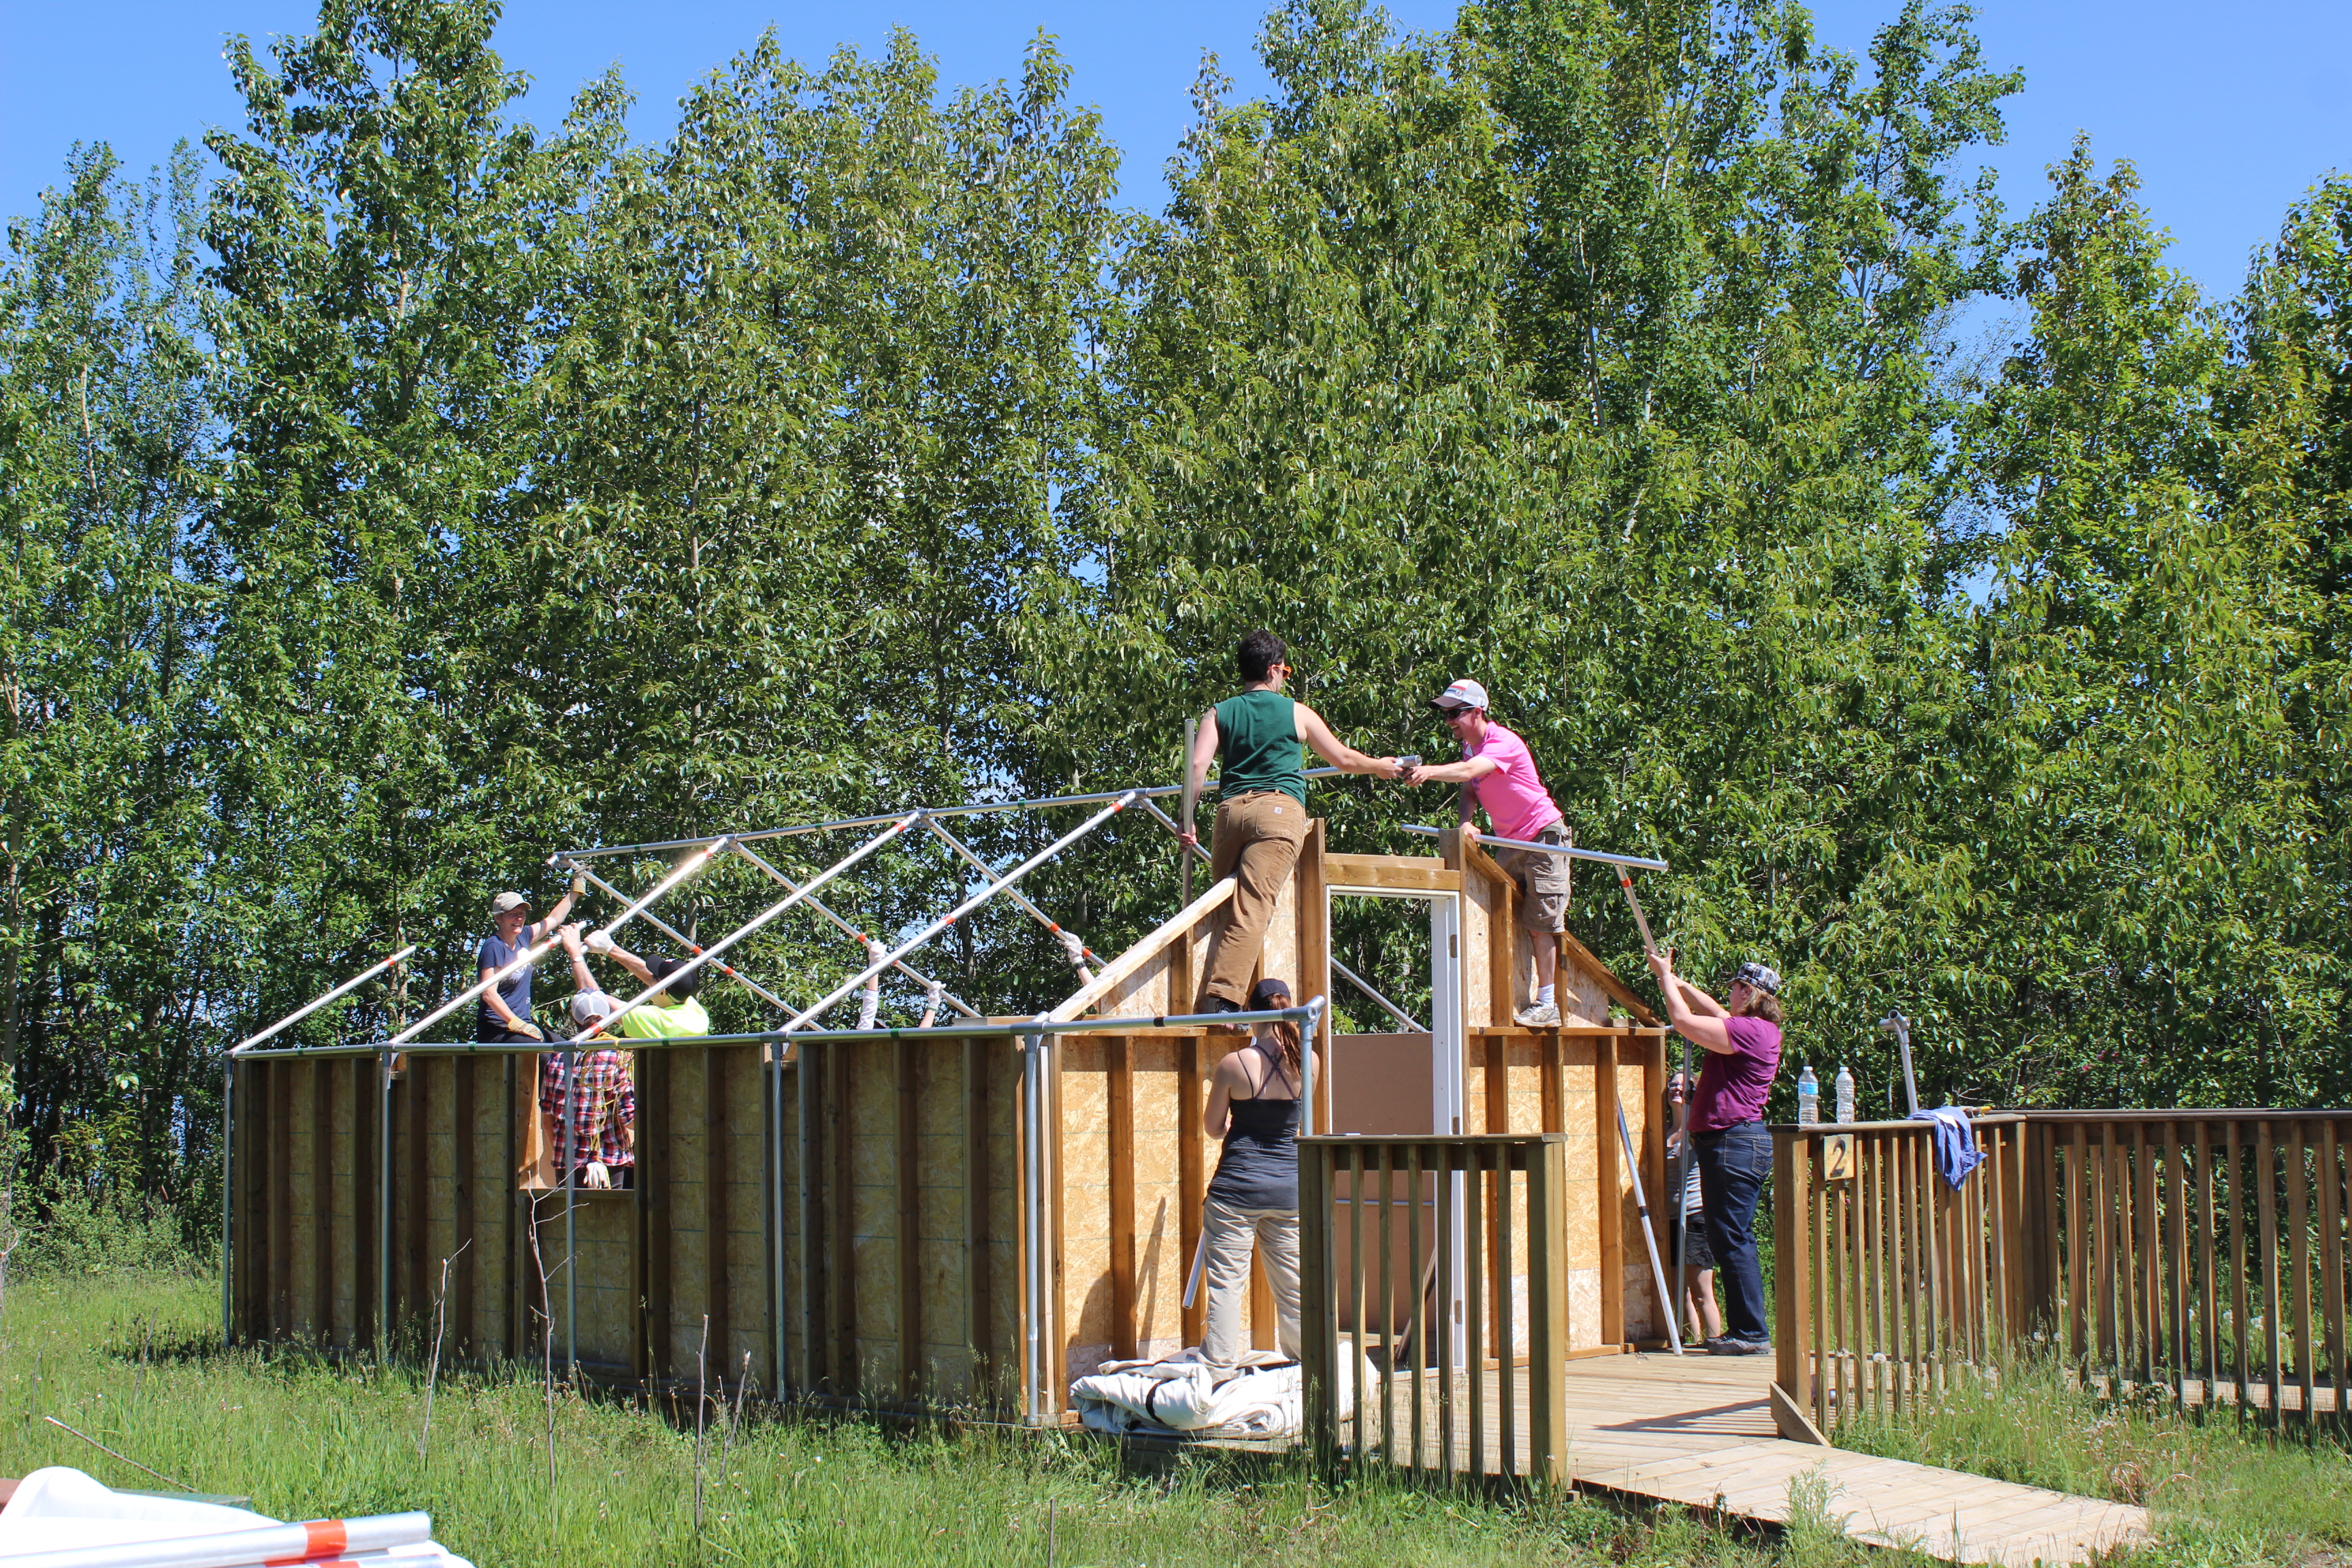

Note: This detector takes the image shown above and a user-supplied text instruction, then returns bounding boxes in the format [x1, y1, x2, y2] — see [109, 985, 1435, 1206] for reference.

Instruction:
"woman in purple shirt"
[1646, 948, 1784, 1354]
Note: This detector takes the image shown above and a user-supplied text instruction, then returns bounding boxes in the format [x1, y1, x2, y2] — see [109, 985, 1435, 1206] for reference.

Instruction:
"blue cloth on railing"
[1908, 1107, 1984, 1188]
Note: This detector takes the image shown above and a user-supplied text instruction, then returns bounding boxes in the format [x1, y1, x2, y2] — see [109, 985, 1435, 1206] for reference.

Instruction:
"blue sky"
[3, 0, 2345, 301]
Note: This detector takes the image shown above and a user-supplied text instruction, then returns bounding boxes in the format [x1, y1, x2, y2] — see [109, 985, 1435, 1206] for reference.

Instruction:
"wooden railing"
[1298, 1134, 1572, 1483]
[1776, 1111, 2352, 1435]
[1773, 1115, 2029, 1436]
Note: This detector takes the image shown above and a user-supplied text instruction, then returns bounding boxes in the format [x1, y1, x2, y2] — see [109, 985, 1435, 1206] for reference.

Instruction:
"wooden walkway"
[1334, 1352, 2147, 1566]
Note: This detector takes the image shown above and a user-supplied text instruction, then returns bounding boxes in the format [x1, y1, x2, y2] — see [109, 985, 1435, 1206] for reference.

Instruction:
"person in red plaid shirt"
[539, 981, 637, 1189]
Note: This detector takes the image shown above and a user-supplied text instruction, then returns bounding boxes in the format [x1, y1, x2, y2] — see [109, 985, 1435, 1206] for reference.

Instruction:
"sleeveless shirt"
[1213, 691, 1306, 803]
[1206, 1039, 1302, 1209]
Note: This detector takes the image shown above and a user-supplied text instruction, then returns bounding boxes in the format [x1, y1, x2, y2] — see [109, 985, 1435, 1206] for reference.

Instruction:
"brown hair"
[1250, 978, 1303, 1085]
[1737, 989, 1784, 1026]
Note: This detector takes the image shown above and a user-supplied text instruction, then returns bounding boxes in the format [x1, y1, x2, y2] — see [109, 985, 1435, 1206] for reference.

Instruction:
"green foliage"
[2, 0, 2348, 1194]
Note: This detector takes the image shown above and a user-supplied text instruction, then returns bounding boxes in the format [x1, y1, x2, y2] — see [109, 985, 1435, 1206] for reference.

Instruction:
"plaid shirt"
[539, 1049, 636, 1169]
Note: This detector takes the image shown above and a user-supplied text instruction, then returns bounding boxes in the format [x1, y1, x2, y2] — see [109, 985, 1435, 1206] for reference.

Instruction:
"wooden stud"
[1178, 1033, 1206, 1350]
[1813, 1140, 1831, 1433]
[1464, 1144, 1485, 1478]
[2136, 1121, 2157, 1387]
[1887, 1131, 1908, 1411]
[2164, 1123, 2186, 1384]
[2230, 1121, 2251, 1413]
[2258, 1120, 2281, 1421]
[1346, 1142, 1366, 1462]
[1107, 1036, 1136, 1360]
[2097, 1120, 2119, 1373]
[500, 1054, 517, 1364]
[1407, 1142, 1425, 1468]
[644, 1049, 672, 1384]
[1298, 822, 1330, 1132]
[272, 1062, 293, 1335]
[453, 1056, 476, 1360]
[2289, 1121, 2312, 1422]
[830, 1038, 855, 1396]
[1528, 1137, 1569, 1484]
[1539, 1030, 1563, 1134]
[312, 1060, 332, 1340]
[1484, 1033, 1506, 1350]
[896, 1038, 922, 1404]
[2320, 1120, 2346, 1428]
[2198, 1122, 2219, 1400]
[706, 1048, 731, 1390]
[1297, 1143, 1334, 1467]
[2067, 1121, 2088, 1366]
[962, 1037, 992, 1405]
[406, 1059, 429, 1329]
[1595, 1041, 1622, 1347]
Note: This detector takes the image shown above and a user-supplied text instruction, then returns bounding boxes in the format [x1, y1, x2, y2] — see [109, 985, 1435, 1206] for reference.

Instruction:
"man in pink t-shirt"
[1402, 679, 1572, 1026]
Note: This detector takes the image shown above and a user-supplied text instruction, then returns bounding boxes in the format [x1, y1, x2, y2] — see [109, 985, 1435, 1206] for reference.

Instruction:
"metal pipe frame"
[232, 1003, 1324, 1060]
[557, 767, 1379, 863]
[557, 857, 794, 1015]
[776, 793, 1139, 1035]
[1401, 823, 1668, 872]
[579, 817, 919, 1044]
[378, 838, 734, 1049]
[919, 815, 1101, 968]
[728, 843, 981, 1021]
[235, 946, 417, 1052]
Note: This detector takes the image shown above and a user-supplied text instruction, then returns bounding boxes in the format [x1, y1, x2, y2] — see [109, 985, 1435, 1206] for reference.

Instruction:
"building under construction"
[223, 778, 1679, 1427]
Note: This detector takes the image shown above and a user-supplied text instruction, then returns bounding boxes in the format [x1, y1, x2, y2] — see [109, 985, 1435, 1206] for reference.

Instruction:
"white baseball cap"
[570, 990, 617, 1025]
[1431, 678, 1489, 712]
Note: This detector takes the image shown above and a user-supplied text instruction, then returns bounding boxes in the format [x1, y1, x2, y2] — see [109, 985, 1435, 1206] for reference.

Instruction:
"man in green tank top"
[1180, 631, 1402, 1014]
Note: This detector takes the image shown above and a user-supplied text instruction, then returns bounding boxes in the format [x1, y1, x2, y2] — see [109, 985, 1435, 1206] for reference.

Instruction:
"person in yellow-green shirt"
[559, 921, 712, 1039]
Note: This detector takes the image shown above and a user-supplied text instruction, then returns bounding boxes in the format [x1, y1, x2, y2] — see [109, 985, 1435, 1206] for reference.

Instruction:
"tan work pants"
[1195, 791, 1310, 1009]
[1201, 1196, 1302, 1364]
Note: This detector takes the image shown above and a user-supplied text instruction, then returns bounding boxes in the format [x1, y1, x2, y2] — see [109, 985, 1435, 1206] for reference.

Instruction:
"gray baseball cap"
[490, 890, 529, 916]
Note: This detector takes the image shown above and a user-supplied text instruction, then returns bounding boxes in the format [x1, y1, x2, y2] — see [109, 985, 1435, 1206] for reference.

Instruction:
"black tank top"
[1207, 1040, 1301, 1210]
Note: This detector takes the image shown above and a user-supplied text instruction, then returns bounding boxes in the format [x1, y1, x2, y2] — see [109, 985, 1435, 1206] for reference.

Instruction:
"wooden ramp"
[1336, 1353, 2146, 1566]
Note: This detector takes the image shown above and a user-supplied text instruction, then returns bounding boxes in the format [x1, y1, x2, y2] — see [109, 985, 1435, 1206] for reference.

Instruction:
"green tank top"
[1213, 690, 1306, 803]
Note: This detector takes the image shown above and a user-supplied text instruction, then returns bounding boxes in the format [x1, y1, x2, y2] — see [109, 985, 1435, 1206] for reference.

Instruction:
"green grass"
[1, 1271, 2340, 1567]
[1835, 1354, 2352, 1567]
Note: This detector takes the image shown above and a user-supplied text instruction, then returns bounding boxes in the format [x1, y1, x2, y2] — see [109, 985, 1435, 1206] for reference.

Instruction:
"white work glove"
[570, 871, 586, 896]
[857, 939, 888, 1030]
[923, 978, 943, 1018]
[583, 1160, 610, 1190]
[585, 929, 615, 954]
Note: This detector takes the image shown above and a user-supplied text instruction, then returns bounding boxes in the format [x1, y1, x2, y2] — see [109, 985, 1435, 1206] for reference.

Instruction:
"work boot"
[1513, 999, 1561, 1027]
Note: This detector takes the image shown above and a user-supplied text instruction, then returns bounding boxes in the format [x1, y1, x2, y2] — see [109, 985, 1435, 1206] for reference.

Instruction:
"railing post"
[1298, 1141, 1339, 1472]
[1774, 1126, 1810, 1419]
[1526, 1136, 1569, 1486]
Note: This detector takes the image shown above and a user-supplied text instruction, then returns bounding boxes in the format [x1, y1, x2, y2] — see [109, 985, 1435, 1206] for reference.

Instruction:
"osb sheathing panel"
[1103, 944, 1171, 1016]
[1557, 942, 1614, 1026]
[786, 1039, 1021, 1407]
[1058, 1036, 1113, 1385]
[551, 1192, 638, 1371]
[1614, 1049, 1662, 1342]
[1126, 1037, 1186, 1361]
[1463, 867, 1501, 1029]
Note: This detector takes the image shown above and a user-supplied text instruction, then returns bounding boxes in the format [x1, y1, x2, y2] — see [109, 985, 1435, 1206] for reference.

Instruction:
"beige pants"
[1201, 1196, 1302, 1364]
[1195, 791, 1310, 1008]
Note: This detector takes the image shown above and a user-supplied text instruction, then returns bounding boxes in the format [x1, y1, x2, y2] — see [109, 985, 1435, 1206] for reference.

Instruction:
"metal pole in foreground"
[1618, 1105, 1681, 1355]
[376, 1049, 392, 1353]
[1400, 823, 1668, 872]
[233, 945, 418, 1054]
[220, 1062, 234, 1346]
[1022, 1028, 1045, 1423]
[1880, 1014, 1919, 1116]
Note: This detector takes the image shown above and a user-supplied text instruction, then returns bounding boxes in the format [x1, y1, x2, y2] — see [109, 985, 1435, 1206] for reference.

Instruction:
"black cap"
[649, 955, 702, 1000]
[1249, 977, 1292, 1009]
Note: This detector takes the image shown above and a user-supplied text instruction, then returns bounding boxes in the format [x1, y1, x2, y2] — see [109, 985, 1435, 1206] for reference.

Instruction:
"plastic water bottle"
[1835, 1064, 1856, 1124]
[1797, 1064, 1820, 1125]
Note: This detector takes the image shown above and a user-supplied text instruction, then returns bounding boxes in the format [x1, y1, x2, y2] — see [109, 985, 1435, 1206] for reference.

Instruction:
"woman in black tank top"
[1199, 977, 1309, 1364]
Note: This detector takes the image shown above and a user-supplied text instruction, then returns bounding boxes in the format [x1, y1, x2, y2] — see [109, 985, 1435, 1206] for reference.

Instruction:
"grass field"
[0, 1269, 2343, 1567]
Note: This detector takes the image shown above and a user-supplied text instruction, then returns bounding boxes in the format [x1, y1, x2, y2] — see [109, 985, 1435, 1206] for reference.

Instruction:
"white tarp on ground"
[1071, 1348, 1371, 1439]
[0, 1469, 472, 1567]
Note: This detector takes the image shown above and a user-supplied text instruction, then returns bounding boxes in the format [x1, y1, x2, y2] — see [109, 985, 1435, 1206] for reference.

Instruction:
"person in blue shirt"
[474, 877, 581, 1043]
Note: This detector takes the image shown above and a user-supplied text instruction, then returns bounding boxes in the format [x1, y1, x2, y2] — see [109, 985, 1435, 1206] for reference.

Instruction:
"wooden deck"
[1330, 1352, 2148, 1566]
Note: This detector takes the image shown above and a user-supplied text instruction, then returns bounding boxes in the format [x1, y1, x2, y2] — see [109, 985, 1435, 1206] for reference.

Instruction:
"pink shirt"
[1463, 722, 1563, 843]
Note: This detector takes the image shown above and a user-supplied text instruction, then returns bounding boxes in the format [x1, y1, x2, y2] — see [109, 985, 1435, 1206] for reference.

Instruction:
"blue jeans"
[1694, 1120, 1771, 1343]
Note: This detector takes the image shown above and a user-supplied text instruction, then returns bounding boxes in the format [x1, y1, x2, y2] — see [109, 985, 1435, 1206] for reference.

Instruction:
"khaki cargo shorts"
[1492, 821, 1569, 933]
